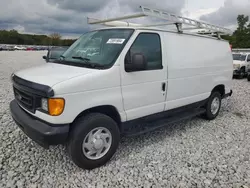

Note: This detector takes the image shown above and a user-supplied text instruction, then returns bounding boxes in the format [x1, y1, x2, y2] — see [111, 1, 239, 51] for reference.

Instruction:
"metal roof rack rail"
[87, 6, 233, 38]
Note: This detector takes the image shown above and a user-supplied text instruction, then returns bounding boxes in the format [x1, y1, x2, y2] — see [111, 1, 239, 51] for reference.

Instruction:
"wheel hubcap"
[93, 138, 104, 150]
[211, 97, 220, 115]
[82, 127, 112, 160]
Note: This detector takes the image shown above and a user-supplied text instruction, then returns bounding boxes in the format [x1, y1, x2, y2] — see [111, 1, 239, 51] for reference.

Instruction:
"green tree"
[0, 30, 75, 46]
[49, 33, 62, 46]
[221, 14, 250, 48]
[234, 15, 249, 48]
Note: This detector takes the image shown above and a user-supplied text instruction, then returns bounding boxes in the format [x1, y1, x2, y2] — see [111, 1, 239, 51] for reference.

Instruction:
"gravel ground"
[0, 51, 250, 188]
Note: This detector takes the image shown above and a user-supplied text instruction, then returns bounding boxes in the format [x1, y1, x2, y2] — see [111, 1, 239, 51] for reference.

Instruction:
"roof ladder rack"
[87, 6, 233, 38]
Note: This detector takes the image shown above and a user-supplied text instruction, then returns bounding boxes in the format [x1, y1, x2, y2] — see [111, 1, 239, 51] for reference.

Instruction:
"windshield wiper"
[71, 56, 105, 69]
[58, 55, 65, 61]
[72, 56, 91, 61]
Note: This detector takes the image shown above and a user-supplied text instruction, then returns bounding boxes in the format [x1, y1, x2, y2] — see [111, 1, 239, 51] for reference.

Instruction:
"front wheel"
[67, 113, 120, 169]
[238, 67, 246, 79]
[202, 92, 222, 120]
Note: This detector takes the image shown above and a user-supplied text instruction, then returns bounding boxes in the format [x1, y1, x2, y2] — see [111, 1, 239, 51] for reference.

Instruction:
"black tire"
[67, 113, 120, 169]
[202, 91, 222, 120]
[238, 67, 245, 79]
[237, 72, 244, 79]
[247, 75, 250, 81]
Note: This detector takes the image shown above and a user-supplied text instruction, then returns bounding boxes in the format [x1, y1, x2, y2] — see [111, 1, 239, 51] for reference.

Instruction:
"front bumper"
[10, 100, 69, 148]
[233, 69, 242, 75]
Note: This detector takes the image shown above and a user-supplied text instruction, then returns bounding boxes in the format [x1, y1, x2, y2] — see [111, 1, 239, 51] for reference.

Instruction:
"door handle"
[162, 82, 166, 91]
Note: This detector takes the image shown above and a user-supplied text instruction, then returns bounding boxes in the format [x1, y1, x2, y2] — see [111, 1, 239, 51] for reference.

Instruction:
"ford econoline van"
[10, 7, 233, 169]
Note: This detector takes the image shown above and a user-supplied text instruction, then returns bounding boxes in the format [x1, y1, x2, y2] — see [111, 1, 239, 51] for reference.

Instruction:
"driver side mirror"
[125, 53, 147, 72]
[42, 55, 47, 60]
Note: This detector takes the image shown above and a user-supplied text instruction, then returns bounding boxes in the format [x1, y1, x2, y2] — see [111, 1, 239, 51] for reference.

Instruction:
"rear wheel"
[202, 92, 222, 120]
[67, 113, 120, 169]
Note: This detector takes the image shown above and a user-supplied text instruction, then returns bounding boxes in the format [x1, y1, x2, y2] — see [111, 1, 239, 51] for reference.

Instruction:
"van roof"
[93, 26, 229, 42]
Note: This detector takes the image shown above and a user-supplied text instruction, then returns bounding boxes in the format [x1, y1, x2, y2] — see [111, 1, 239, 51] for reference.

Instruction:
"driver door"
[120, 31, 167, 121]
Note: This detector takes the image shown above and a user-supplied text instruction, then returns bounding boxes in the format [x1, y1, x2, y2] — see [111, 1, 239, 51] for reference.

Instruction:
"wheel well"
[212, 85, 225, 97]
[74, 105, 121, 126]
[241, 66, 246, 71]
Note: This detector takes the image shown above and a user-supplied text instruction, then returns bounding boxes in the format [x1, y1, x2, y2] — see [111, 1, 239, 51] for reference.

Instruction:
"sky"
[0, 0, 250, 39]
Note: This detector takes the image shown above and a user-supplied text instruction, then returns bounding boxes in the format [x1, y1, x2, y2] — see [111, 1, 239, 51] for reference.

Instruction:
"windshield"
[233, 54, 246, 61]
[49, 48, 68, 59]
[57, 29, 134, 69]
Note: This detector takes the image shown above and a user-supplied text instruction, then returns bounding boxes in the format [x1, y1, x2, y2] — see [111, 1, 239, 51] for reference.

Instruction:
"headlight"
[41, 98, 65, 116]
[41, 98, 48, 111]
[233, 64, 240, 69]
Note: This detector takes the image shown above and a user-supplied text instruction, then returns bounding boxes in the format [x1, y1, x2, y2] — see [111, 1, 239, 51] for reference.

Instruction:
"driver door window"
[126, 33, 162, 71]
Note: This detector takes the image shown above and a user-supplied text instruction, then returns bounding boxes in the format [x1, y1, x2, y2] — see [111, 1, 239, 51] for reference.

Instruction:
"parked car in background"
[0, 45, 48, 51]
[14, 46, 26, 50]
[43, 46, 69, 62]
[4, 46, 15, 51]
[233, 53, 250, 79]
[26, 46, 35, 51]
[36, 46, 46, 51]
[1, 45, 7, 51]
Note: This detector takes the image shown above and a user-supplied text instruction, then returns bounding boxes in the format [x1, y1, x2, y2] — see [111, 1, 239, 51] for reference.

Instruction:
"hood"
[233, 60, 245, 65]
[14, 63, 98, 87]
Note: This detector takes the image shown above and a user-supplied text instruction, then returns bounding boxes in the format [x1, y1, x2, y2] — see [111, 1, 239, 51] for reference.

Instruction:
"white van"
[10, 7, 233, 169]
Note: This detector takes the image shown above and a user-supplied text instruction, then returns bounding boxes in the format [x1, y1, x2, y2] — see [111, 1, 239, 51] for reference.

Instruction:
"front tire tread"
[67, 113, 120, 170]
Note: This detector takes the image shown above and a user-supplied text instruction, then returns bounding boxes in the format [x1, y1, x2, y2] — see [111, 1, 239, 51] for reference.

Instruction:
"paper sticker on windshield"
[106, 38, 125, 44]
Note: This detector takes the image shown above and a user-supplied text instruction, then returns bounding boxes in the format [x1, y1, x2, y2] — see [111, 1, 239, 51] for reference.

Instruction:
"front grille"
[14, 87, 34, 112]
[11, 75, 53, 113]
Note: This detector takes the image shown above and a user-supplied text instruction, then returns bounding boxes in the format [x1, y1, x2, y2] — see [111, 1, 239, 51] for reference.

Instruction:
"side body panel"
[164, 32, 233, 110]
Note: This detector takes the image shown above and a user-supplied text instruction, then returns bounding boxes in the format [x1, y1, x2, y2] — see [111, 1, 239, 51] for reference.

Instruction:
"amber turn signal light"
[48, 98, 65, 116]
